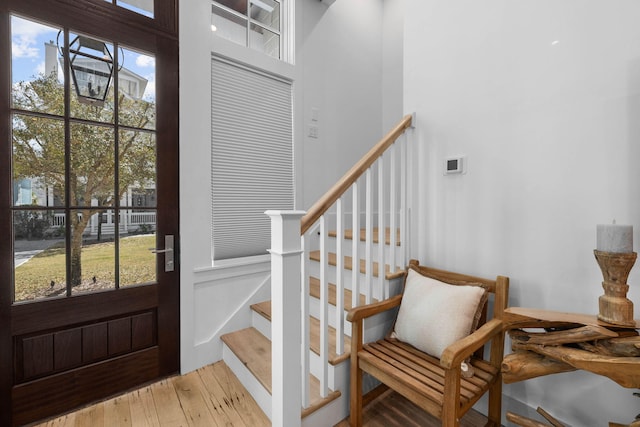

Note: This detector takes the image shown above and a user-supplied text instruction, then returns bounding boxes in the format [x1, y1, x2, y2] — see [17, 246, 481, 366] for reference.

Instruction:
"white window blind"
[211, 57, 293, 260]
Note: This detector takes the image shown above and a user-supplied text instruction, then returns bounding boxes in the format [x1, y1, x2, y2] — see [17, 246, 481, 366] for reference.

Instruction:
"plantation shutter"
[211, 57, 294, 260]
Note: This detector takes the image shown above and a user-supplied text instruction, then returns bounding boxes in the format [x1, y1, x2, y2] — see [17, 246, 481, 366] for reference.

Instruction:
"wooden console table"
[502, 308, 640, 426]
[502, 307, 640, 388]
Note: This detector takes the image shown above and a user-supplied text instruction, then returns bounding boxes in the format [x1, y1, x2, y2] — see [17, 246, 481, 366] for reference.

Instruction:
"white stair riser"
[307, 264, 405, 302]
[301, 392, 349, 427]
[252, 311, 272, 340]
[308, 296, 353, 336]
[307, 262, 387, 302]
[252, 307, 351, 349]
[306, 275, 404, 334]
[308, 352, 349, 391]
[321, 237, 403, 264]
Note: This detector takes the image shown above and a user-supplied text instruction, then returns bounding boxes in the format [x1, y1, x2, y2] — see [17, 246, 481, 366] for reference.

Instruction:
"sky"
[11, 15, 156, 101]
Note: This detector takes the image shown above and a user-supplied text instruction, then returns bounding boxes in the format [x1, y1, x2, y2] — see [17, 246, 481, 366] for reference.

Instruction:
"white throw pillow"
[392, 268, 487, 359]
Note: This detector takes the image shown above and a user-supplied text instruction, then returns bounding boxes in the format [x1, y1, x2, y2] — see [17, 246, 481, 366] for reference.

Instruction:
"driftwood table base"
[503, 308, 640, 425]
[503, 308, 640, 388]
[506, 407, 565, 427]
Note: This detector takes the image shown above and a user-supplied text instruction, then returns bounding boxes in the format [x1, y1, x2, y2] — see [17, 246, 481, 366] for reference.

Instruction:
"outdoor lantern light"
[68, 35, 114, 107]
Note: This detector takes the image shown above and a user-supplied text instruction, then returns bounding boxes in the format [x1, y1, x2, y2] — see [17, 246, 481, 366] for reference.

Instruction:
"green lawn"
[15, 234, 156, 301]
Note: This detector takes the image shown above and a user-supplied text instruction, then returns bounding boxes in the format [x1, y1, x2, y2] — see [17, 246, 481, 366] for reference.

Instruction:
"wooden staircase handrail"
[300, 114, 414, 235]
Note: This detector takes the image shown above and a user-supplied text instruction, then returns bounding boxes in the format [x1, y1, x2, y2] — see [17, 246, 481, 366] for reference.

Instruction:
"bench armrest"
[440, 318, 504, 369]
[346, 295, 403, 323]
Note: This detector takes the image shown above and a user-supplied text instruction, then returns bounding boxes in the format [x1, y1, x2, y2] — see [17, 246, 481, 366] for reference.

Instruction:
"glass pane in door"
[70, 123, 115, 207]
[119, 128, 157, 287]
[13, 210, 66, 302]
[11, 16, 64, 116]
[117, 47, 156, 130]
[70, 209, 116, 295]
[12, 115, 65, 208]
[119, 228, 156, 287]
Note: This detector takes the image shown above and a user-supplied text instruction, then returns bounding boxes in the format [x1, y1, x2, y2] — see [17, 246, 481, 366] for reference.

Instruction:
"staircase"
[220, 115, 415, 427]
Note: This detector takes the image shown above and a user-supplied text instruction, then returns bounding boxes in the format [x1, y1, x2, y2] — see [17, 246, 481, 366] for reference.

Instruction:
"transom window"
[211, 0, 287, 61]
[104, 0, 154, 18]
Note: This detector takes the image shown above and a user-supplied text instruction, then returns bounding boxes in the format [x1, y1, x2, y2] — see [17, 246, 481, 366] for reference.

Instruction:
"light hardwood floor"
[31, 361, 270, 427]
[335, 389, 489, 427]
[31, 361, 489, 427]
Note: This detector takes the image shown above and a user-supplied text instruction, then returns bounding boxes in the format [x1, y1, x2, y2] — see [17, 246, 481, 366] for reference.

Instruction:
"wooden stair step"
[250, 301, 351, 365]
[309, 251, 405, 280]
[328, 227, 401, 246]
[221, 327, 341, 419]
[251, 300, 272, 321]
[309, 276, 373, 311]
[221, 327, 271, 392]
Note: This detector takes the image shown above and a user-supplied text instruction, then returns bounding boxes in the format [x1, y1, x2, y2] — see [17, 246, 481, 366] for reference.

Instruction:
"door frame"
[0, 1, 179, 425]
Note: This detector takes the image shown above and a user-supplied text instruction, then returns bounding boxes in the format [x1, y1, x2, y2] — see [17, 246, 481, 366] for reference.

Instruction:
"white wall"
[179, 0, 388, 374]
[296, 0, 385, 209]
[179, 0, 293, 374]
[382, 0, 404, 131]
[404, 1, 640, 425]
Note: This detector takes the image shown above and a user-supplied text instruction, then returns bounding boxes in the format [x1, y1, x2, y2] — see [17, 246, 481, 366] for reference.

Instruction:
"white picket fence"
[50, 210, 156, 235]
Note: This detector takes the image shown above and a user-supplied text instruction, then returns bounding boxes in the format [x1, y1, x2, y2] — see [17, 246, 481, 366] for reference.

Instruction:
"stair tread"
[221, 327, 341, 419]
[250, 301, 350, 365]
[309, 276, 374, 310]
[309, 251, 406, 280]
[221, 327, 272, 392]
[328, 227, 401, 246]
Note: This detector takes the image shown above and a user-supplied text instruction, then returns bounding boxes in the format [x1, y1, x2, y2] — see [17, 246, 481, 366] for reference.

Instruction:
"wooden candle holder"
[594, 250, 637, 326]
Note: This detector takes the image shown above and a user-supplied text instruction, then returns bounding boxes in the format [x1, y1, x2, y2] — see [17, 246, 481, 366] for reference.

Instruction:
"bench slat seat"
[360, 338, 499, 416]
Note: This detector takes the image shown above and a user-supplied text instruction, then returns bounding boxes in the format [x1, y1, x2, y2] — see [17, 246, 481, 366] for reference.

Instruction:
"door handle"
[149, 235, 174, 272]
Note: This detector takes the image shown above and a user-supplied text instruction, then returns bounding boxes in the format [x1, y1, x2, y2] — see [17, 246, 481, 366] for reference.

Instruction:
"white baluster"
[365, 169, 373, 304]
[400, 135, 408, 265]
[377, 157, 386, 301]
[319, 215, 329, 397]
[351, 182, 360, 309]
[389, 143, 397, 293]
[335, 198, 344, 355]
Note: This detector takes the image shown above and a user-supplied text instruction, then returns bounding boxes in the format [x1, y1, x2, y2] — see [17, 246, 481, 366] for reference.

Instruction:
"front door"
[0, 1, 179, 425]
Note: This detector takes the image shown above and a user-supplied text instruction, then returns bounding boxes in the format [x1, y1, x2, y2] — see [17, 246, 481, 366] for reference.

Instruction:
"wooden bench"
[347, 260, 509, 427]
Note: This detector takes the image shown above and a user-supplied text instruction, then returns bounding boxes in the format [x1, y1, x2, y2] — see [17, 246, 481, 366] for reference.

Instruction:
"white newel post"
[266, 210, 305, 427]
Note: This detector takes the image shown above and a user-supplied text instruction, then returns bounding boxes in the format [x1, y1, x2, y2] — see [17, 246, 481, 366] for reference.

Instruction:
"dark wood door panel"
[11, 285, 158, 336]
[12, 347, 160, 426]
[15, 309, 158, 384]
[1, 1, 180, 425]
[54, 328, 83, 371]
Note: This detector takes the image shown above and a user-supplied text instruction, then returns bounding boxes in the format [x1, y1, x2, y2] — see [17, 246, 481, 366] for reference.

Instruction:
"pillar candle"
[597, 223, 633, 253]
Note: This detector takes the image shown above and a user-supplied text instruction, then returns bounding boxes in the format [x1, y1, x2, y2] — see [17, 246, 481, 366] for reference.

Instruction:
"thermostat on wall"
[444, 156, 465, 175]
